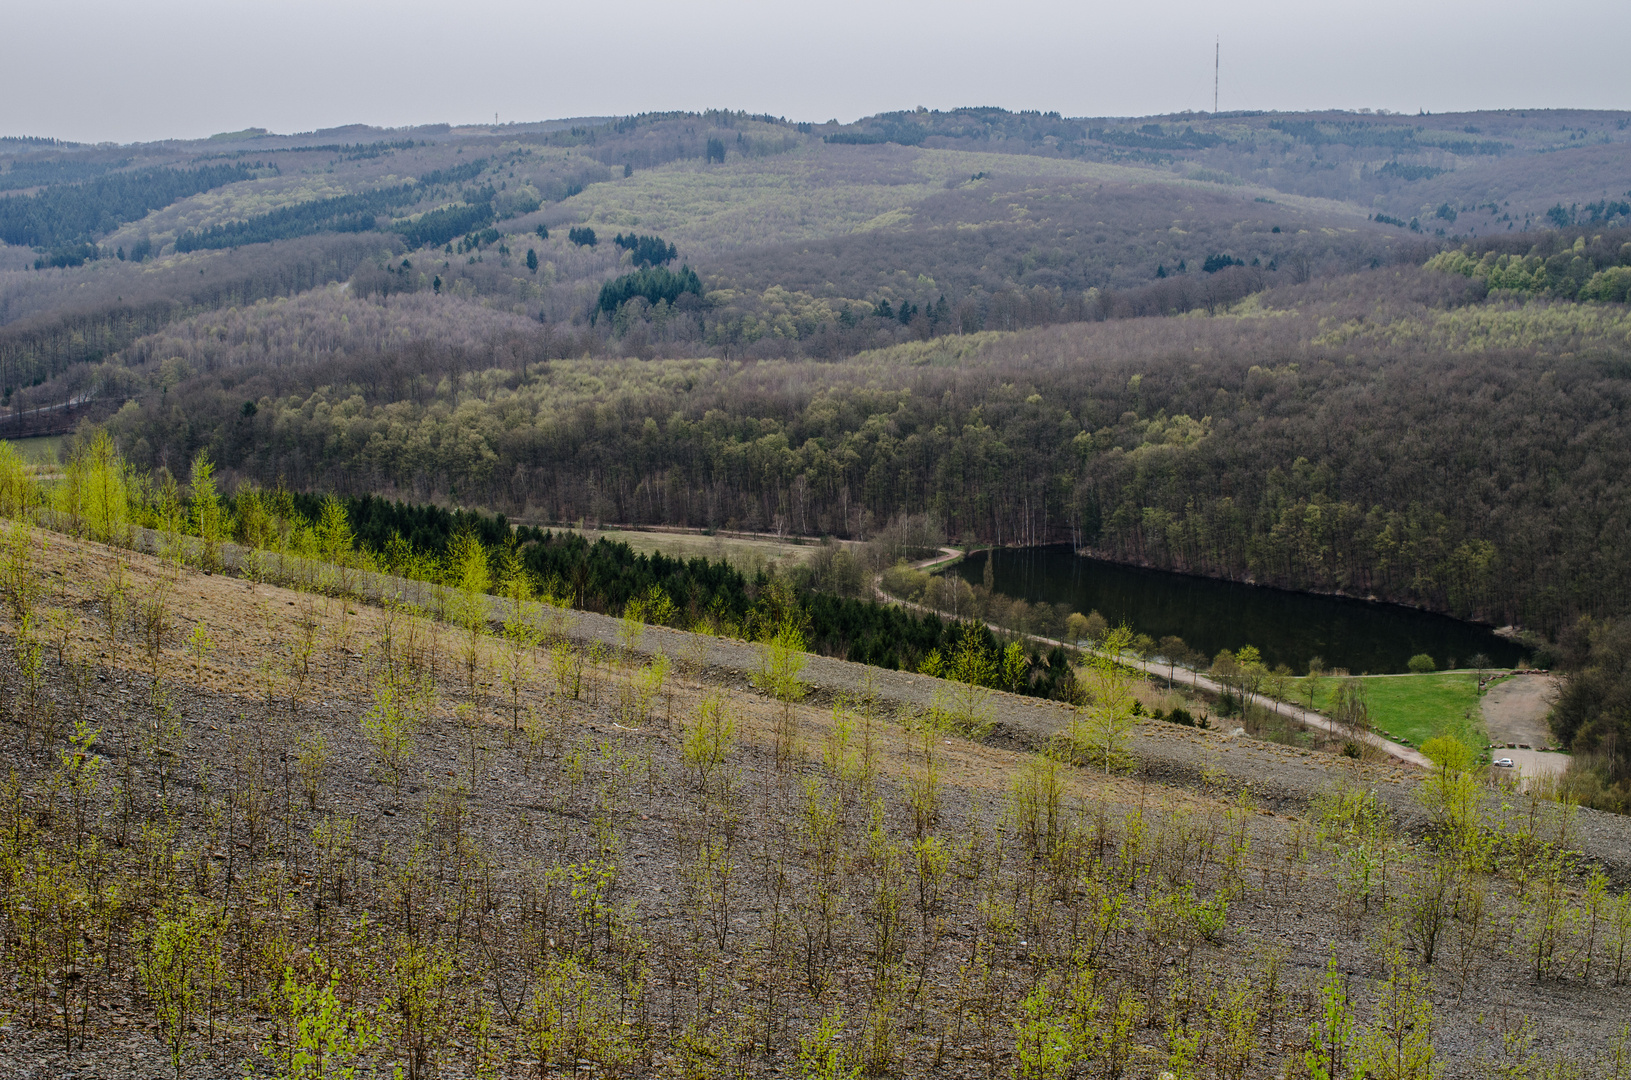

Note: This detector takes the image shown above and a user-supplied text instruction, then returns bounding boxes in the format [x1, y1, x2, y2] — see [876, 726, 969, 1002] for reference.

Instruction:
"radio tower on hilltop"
[1214, 38, 1220, 114]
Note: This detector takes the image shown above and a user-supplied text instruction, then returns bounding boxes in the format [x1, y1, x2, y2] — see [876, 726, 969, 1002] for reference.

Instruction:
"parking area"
[1483, 674, 1569, 784]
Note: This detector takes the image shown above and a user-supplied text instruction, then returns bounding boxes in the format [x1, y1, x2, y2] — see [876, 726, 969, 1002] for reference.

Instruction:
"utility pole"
[1214, 38, 1219, 115]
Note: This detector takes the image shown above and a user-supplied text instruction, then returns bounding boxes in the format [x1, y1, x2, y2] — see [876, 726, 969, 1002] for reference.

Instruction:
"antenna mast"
[1214, 38, 1219, 114]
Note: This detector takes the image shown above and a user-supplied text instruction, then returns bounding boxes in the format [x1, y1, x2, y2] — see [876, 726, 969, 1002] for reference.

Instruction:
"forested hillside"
[85, 253, 1630, 633]
[6, 102, 1631, 1080]
[2, 108, 1629, 638]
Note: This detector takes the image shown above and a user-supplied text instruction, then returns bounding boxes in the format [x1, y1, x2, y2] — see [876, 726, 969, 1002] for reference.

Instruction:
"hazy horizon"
[5, 0, 1627, 145]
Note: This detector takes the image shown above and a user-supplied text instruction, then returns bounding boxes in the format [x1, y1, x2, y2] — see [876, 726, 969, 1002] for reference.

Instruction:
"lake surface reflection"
[952, 546, 1526, 675]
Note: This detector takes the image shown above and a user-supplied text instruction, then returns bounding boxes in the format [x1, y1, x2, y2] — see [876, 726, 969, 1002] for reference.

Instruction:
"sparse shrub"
[263, 953, 388, 1080]
[1068, 624, 1140, 770]
[683, 692, 735, 792]
[754, 617, 808, 765]
[184, 619, 214, 686]
[362, 671, 430, 791]
[295, 730, 330, 812]
[1, 520, 45, 625]
[1355, 946, 1437, 1079]
[927, 626, 997, 738]
[550, 637, 584, 700]
[800, 1009, 860, 1080]
[139, 896, 226, 1080]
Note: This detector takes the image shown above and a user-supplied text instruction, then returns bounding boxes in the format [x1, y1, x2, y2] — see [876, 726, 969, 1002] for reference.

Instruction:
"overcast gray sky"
[6, 0, 1627, 144]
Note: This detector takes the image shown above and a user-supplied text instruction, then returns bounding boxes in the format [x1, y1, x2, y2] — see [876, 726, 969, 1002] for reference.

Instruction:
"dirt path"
[1483, 673, 1568, 783]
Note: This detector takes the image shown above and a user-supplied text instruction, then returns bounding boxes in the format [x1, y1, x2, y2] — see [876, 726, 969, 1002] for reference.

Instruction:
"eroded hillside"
[1, 521, 1629, 1078]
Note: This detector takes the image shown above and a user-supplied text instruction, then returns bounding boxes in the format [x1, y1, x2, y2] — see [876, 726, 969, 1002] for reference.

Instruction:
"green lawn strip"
[1287, 671, 1484, 748]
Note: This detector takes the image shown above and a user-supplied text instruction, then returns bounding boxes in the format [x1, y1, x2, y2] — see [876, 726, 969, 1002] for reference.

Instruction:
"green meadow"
[1290, 670, 1484, 748]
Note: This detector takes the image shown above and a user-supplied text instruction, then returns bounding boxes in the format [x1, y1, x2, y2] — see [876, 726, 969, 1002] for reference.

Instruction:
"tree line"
[1426, 226, 1631, 302]
[0, 162, 259, 250]
[173, 159, 492, 253]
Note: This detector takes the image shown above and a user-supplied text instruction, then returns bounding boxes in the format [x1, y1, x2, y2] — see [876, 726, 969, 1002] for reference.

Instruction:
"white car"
[1493, 757, 1515, 768]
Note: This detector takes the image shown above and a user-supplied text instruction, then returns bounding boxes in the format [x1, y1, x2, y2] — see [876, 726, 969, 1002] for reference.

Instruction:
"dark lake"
[952, 546, 1527, 675]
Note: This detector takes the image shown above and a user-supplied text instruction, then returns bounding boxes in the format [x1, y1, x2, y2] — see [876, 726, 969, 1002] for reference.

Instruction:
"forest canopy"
[0, 162, 258, 248]
[595, 264, 703, 316]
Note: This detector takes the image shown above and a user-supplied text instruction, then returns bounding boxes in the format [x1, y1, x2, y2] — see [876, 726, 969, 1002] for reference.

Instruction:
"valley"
[3, 99, 1631, 1078]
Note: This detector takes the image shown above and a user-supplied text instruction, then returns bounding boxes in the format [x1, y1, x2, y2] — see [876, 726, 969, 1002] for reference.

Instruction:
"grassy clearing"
[567, 141, 1369, 258]
[1290, 670, 1483, 747]
[551, 525, 835, 571]
[2, 435, 63, 462]
[565, 143, 1179, 253]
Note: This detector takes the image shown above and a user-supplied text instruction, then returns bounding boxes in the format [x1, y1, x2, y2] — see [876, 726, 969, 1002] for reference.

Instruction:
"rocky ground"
[0, 530, 1628, 1077]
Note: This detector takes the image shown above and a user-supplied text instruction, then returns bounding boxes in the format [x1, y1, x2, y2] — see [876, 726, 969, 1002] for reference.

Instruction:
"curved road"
[876, 547, 1431, 769]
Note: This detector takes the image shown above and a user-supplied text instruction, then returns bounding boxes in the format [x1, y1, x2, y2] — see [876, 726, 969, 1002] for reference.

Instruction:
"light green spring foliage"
[517, 951, 640, 1077]
[1013, 983, 1069, 1080]
[753, 616, 808, 704]
[617, 598, 647, 656]
[314, 495, 355, 566]
[495, 551, 544, 730]
[1000, 639, 1029, 692]
[1073, 623, 1140, 771]
[493, 539, 535, 610]
[637, 653, 670, 724]
[1426, 244, 1631, 303]
[55, 430, 132, 545]
[682, 692, 735, 791]
[1011, 965, 1141, 1080]
[1419, 736, 1473, 775]
[0, 440, 41, 520]
[623, 583, 677, 628]
[188, 450, 224, 563]
[799, 1009, 860, 1080]
[1314, 300, 1631, 354]
[1355, 945, 1437, 1080]
[1, 519, 46, 623]
[550, 638, 584, 700]
[184, 620, 214, 685]
[1312, 782, 1392, 846]
[153, 471, 187, 563]
[83, 430, 132, 544]
[1304, 955, 1359, 1080]
[1417, 737, 1487, 855]
[138, 896, 226, 1080]
[361, 671, 432, 791]
[266, 955, 389, 1080]
[925, 628, 997, 737]
[391, 935, 458, 1080]
[233, 483, 279, 553]
[444, 530, 491, 627]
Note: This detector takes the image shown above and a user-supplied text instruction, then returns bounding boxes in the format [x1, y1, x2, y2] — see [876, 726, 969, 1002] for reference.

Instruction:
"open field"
[548, 524, 839, 571]
[1292, 670, 1485, 748]
[0, 433, 63, 462]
